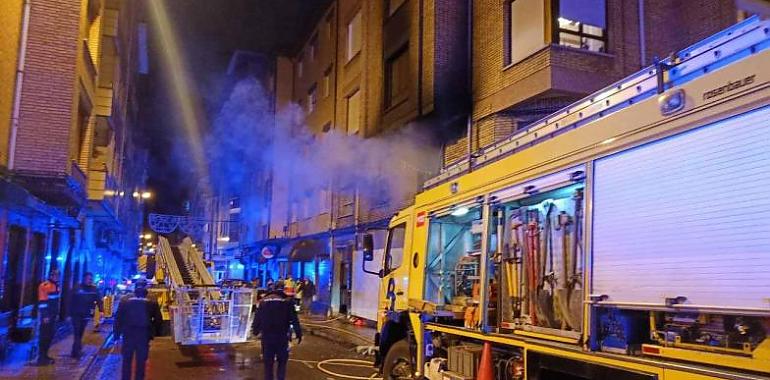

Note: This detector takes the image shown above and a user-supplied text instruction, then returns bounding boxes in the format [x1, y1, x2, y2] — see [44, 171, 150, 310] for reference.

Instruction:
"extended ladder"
[425, 16, 770, 189]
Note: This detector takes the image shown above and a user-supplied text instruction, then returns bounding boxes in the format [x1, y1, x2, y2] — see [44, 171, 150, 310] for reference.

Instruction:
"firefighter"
[283, 276, 296, 298]
[36, 269, 60, 365]
[252, 281, 302, 380]
[300, 278, 315, 315]
[70, 272, 103, 358]
[115, 285, 162, 380]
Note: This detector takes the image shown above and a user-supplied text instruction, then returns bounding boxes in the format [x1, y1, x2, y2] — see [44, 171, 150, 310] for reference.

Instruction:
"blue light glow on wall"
[302, 261, 316, 281]
[318, 259, 329, 279]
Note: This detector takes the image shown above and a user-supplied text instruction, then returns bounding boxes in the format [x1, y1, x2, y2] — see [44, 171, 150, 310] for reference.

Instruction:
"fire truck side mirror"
[361, 233, 380, 276]
[362, 234, 374, 261]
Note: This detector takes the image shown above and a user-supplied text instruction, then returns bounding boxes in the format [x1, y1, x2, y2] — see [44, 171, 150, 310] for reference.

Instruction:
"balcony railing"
[87, 166, 118, 212]
[71, 160, 87, 191]
[82, 39, 98, 85]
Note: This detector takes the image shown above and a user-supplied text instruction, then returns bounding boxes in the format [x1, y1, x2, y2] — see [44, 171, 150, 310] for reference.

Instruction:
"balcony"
[297, 213, 331, 236]
[87, 166, 119, 222]
[94, 87, 113, 117]
[10, 161, 88, 216]
[82, 39, 98, 87]
[474, 45, 616, 122]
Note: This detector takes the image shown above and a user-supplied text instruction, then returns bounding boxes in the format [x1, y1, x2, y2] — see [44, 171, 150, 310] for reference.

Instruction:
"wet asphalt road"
[85, 333, 378, 380]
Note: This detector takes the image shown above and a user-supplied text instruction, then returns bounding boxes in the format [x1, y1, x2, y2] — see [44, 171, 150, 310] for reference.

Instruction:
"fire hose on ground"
[299, 321, 380, 378]
[314, 358, 382, 379]
[302, 322, 374, 344]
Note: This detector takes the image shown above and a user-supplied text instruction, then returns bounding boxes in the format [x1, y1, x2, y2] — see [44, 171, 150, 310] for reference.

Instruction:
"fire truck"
[363, 16, 770, 380]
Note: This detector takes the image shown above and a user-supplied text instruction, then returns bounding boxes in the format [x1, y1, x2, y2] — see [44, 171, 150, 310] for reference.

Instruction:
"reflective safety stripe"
[261, 298, 287, 303]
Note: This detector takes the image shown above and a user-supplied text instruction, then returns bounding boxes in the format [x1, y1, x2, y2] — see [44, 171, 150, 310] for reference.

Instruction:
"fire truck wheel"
[383, 340, 413, 380]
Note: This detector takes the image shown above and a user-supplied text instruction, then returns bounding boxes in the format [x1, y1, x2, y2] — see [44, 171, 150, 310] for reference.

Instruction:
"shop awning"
[289, 239, 326, 262]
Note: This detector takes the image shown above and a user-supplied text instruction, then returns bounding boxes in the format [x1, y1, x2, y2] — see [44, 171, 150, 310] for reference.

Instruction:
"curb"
[79, 332, 115, 380]
[301, 320, 374, 347]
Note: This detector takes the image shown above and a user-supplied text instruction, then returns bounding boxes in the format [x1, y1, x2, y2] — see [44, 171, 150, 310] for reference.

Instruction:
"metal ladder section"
[158, 236, 186, 287]
[171, 245, 195, 285]
[425, 16, 770, 189]
[178, 237, 217, 286]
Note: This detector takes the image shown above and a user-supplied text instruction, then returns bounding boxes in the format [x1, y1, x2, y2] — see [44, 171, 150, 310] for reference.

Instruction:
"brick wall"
[432, 0, 470, 126]
[0, 0, 24, 168]
[13, 0, 83, 174]
[644, 0, 735, 65]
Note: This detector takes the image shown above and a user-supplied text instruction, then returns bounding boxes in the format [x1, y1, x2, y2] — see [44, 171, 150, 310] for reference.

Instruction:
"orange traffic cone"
[476, 341, 494, 380]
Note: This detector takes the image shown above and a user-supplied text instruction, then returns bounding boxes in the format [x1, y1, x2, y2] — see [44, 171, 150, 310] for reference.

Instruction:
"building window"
[290, 202, 299, 222]
[320, 187, 331, 213]
[552, 0, 606, 53]
[346, 89, 361, 135]
[309, 33, 319, 62]
[347, 10, 362, 61]
[302, 195, 311, 219]
[504, 0, 549, 65]
[323, 67, 332, 98]
[385, 44, 409, 108]
[387, 0, 407, 16]
[308, 84, 317, 113]
[325, 13, 333, 40]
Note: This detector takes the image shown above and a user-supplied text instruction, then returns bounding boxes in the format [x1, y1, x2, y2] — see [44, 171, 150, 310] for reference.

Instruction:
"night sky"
[140, 0, 331, 216]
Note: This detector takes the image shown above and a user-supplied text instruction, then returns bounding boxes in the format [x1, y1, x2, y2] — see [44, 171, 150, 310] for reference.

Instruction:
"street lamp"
[144, 233, 153, 240]
[133, 190, 153, 199]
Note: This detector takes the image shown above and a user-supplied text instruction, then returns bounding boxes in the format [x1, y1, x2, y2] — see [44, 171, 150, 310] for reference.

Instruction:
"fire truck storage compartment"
[591, 105, 770, 353]
[491, 167, 586, 333]
[526, 351, 655, 380]
[423, 205, 484, 319]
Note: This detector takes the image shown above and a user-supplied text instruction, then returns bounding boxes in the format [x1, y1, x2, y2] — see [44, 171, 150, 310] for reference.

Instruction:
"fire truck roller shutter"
[591, 105, 770, 311]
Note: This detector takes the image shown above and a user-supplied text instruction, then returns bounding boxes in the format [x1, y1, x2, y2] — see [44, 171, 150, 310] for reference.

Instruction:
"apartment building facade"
[209, 0, 763, 320]
[0, 0, 148, 337]
[233, 0, 471, 318]
[443, 0, 752, 164]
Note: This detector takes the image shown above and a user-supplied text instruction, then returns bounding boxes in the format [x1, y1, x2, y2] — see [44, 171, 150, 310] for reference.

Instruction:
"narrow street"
[85, 332, 377, 380]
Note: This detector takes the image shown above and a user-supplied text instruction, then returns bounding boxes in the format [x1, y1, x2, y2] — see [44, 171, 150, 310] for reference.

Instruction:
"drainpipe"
[417, 0, 424, 116]
[465, 0, 474, 173]
[638, 0, 646, 67]
[8, 0, 33, 170]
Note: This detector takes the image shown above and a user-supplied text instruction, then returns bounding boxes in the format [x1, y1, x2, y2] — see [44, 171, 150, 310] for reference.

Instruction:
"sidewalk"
[301, 315, 377, 348]
[0, 321, 111, 380]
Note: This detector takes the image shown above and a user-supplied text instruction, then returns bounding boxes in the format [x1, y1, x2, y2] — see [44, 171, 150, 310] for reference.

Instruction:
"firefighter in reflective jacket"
[283, 276, 296, 298]
[37, 269, 60, 365]
[70, 272, 103, 357]
[115, 286, 162, 380]
[252, 282, 302, 380]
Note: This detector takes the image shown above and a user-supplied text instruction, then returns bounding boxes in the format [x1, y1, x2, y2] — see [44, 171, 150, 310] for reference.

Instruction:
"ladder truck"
[155, 236, 253, 345]
[363, 16, 770, 380]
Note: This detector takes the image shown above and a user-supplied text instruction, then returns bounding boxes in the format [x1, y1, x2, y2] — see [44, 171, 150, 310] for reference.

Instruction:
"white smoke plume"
[204, 77, 441, 216]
